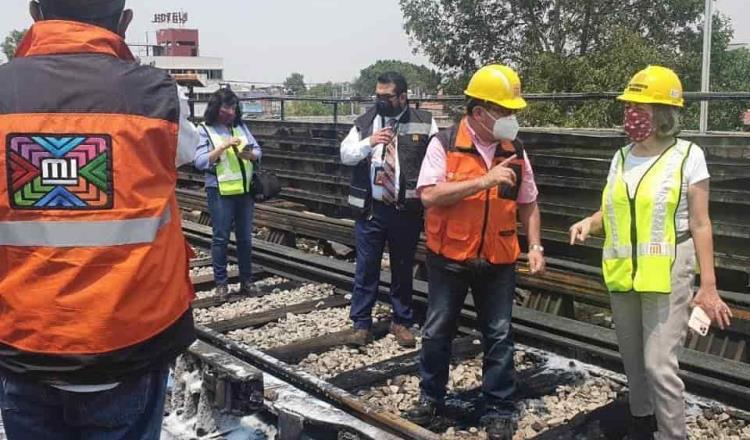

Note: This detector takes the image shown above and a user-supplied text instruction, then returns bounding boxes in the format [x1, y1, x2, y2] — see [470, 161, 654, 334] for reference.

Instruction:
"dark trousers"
[206, 187, 254, 286]
[0, 368, 169, 440]
[350, 201, 422, 329]
[419, 254, 517, 416]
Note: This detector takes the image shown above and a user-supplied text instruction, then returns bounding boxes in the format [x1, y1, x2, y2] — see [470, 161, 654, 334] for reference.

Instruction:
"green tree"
[353, 60, 441, 97]
[283, 72, 307, 95]
[2, 29, 27, 62]
[673, 14, 750, 131]
[522, 28, 675, 128]
[399, 1, 706, 74]
[287, 82, 350, 117]
[703, 47, 750, 131]
[399, 0, 749, 130]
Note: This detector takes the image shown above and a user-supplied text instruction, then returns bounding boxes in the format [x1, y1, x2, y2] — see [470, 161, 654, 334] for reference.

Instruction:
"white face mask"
[488, 114, 520, 141]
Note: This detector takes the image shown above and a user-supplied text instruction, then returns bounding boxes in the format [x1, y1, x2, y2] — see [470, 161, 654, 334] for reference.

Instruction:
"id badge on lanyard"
[373, 166, 386, 186]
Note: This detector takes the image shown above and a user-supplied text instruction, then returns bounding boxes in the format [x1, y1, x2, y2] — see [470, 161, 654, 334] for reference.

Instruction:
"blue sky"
[1, 0, 747, 84]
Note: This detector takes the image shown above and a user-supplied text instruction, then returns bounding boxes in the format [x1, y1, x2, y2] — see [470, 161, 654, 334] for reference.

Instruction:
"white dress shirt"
[175, 85, 200, 167]
[340, 111, 439, 202]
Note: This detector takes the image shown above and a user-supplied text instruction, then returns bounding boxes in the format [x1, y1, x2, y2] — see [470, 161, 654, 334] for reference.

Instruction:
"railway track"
[177, 188, 750, 365]
[169, 219, 750, 439]
[178, 123, 750, 288]
[173, 121, 750, 438]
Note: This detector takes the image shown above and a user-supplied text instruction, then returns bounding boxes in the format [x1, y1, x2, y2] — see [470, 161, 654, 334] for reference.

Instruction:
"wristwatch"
[530, 244, 544, 253]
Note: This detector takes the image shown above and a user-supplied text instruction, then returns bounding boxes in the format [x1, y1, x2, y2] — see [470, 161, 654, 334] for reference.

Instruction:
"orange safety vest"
[425, 118, 526, 265]
[0, 21, 194, 355]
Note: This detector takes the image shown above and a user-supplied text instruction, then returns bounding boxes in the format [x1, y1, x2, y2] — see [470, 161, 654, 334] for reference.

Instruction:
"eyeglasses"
[375, 93, 398, 100]
[484, 107, 515, 118]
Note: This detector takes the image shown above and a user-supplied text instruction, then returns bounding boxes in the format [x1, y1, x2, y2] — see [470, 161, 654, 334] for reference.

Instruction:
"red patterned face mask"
[623, 107, 653, 142]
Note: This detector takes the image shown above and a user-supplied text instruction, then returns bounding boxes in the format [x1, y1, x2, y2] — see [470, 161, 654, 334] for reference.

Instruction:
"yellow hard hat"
[465, 64, 527, 110]
[617, 65, 684, 108]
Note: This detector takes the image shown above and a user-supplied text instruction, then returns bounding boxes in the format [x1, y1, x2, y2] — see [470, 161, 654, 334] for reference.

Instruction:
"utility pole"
[699, 0, 713, 133]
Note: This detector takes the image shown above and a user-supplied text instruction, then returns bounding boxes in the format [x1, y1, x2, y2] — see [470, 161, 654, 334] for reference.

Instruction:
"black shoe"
[215, 284, 229, 298]
[481, 413, 516, 440]
[628, 414, 657, 440]
[405, 396, 441, 427]
[240, 280, 259, 297]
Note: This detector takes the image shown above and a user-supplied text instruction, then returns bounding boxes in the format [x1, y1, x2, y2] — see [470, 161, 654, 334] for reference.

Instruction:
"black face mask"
[376, 98, 403, 117]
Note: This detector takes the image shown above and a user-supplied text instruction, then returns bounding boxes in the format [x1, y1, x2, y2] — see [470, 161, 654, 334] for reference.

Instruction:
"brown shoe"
[348, 328, 372, 347]
[390, 323, 416, 348]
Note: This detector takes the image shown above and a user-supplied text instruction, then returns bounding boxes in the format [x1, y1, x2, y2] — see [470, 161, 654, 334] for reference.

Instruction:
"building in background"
[132, 24, 281, 119]
[153, 28, 200, 57]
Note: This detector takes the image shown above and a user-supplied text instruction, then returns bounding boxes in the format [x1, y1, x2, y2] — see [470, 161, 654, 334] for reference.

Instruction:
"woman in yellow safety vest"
[194, 88, 262, 297]
[569, 66, 732, 440]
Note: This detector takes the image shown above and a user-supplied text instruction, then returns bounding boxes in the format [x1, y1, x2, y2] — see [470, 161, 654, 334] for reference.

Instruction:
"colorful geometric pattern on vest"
[7, 133, 113, 209]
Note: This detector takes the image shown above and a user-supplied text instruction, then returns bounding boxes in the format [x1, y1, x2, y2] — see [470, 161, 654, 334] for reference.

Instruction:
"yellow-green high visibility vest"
[202, 124, 254, 196]
[601, 139, 692, 294]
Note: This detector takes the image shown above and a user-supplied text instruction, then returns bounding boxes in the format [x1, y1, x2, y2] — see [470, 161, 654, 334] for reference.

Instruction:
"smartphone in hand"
[688, 306, 711, 336]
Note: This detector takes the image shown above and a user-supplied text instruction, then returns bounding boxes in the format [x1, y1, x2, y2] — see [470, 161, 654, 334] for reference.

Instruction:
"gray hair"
[652, 104, 681, 138]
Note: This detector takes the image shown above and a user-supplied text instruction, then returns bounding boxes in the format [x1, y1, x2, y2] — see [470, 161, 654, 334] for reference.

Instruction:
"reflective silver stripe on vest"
[649, 141, 691, 245]
[0, 209, 171, 247]
[398, 123, 432, 135]
[637, 242, 675, 258]
[602, 148, 626, 259]
[348, 195, 366, 208]
[217, 172, 243, 182]
[602, 245, 633, 260]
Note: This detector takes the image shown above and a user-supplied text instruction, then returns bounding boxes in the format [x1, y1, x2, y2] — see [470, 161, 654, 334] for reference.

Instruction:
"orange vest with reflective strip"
[0, 21, 194, 355]
[425, 118, 525, 265]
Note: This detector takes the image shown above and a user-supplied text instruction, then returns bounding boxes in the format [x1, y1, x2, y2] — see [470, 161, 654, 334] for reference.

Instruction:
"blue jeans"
[206, 187, 254, 285]
[0, 368, 169, 440]
[419, 254, 517, 416]
[350, 201, 422, 329]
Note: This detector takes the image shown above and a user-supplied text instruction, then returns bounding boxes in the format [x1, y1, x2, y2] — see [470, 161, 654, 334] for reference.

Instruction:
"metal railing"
[187, 91, 750, 128]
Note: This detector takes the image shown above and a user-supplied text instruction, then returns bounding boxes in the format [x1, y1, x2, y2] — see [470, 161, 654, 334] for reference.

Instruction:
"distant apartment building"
[134, 27, 280, 118]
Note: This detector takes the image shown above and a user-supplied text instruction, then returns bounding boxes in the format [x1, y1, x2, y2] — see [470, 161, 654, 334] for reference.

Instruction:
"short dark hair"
[38, 0, 125, 32]
[466, 98, 482, 116]
[466, 97, 508, 116]
[377, 71, 408, 96]
[204, 88, 243, 127]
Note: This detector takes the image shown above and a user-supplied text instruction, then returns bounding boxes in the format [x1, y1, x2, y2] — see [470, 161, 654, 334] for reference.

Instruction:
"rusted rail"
[182, 220, 750, 412]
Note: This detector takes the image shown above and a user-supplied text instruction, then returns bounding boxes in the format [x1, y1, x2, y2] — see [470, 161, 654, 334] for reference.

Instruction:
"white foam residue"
[262, 373, 402, 439]
[516, 343, 749, 418]
[181, 370, 202, 394]
[223, 362, 252, 378]
[162, 413, 197, 439]
[225, 415, 277, 440]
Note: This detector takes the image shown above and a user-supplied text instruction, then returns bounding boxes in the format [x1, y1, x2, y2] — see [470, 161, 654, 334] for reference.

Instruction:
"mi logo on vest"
[41, 158, 79, 185]
[7, 134, 114, 210]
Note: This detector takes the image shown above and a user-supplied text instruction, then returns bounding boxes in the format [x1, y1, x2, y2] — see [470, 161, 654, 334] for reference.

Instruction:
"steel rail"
[183, 220, 750, 411]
